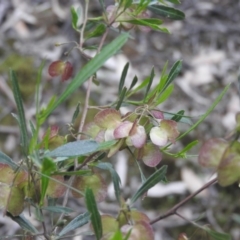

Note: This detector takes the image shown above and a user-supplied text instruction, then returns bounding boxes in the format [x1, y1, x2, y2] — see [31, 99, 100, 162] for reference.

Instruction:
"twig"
[150, 177, 218, 225]
[79, 0, 89, 48]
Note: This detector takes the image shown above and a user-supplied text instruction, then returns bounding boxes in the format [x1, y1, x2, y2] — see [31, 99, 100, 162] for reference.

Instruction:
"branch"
[150, 177, 218, 225]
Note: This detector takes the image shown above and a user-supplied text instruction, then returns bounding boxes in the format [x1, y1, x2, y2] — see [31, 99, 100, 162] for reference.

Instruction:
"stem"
[80, 0, 89, 48]
[76, 27, 110, 144]
[150, 177, 217, 225]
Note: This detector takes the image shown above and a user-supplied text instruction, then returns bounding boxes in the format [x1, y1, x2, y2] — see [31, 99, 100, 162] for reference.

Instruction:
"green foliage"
[148, 5, 185, 20]
[7, 213, 39, 234]
[40, 157, 56, 205]
[95, 162, 122, 203]
[38, 33, 129, 123]
[0, 0, 234, 239]
[130, 165, 168, 205]
[58, 212, 90, 237]
[85, 188, 102, 240]
[9, 70, 29, 155]
[0, 151, 19, 170]
[71, 6, 81, 32]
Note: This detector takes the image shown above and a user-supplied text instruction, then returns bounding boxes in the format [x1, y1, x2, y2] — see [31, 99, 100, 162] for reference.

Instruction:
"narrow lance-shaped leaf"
[203, 227, 232, 240]
[143, 67, 155, 102]
[58, 212, 90, 237]
[175, 140, 199, 157]
[116, 87, 127, 110]
[71, 102, 81, 124]
[160, 60, 182, 94]
[40, 157, 56, 205]
[0, 151, 19, 170]
[85, 188, 102, 240]
[9, 70, 29, 155]
[130, 165, 167, 205]
[120, 0, 133, 10]
[85, 23, 106, 40]
[155, 84, 174, 105]
[125, 18, 169, 33]
[128, 147, 146, 183]
[148, 5, 185, 20]
[129, 75, 138, 90]
[118, 62, 129, 95]
[127, 76, 150, 98]
[6, 213, 39, 234]
[171, 110, 184, 122]
[95, 162, 122, 203]
[39, 33, 129, 123]
[147, 61, 168, 101]
[46, 140, 99, 158]
[71, 6, 81, 31]
[164, 0, 181, 4]
[157, 61, 168, 93]
[35, 60, 45, 117]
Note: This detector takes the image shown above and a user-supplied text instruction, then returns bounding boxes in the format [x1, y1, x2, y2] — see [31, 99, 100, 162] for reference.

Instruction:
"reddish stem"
[150, 177, 217, 225]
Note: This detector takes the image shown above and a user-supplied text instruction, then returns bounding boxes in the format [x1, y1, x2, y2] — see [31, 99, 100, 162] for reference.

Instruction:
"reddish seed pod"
[48, 60, 73, 81]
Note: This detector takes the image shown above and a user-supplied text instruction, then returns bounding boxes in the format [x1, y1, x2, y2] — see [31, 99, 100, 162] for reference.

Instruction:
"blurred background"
[0, 0, 240, 239]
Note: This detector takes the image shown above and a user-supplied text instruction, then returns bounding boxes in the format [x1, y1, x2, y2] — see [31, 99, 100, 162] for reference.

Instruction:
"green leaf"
[160, 60, 182, 94]
[95, 162, 121, 203]
[171, 110, 184, 122]
[204, 228, 232, 240]
[165, 0, 181, 4]
[125, 18, 169, 33]
[163, 111, 193, 125]
[71, 102, 81, 124]
[174, 140, 198, 157]
[120, 0, 133, 9]
[42, 206, 73, 213]
[85, 23, 106, 40]
[129, 18, 163, 25]
[130, 165, 167, 205]
[0, 151, 19, 170]
[147, 61, 168, 101]
[46, 140, 99, 157]
[85, 188, 102, 240]
[97, 140, 118, 151]
[110, 230, 124, 240]
[71, 6, 81, 31]
[127, 76, 150, 97]
[40, 157, 56, 205]
[143, 68, 155, 102]
[127, 147, 146, 183]
[129, 75, 138, 90]
[158, 61, 168, 92]
[39, 95, 57, 124]
[148, 5, 185, 20]
[155, 84, 174, 105]
[119, 62, 129, 95]
[116, 86, 127, 110]
[6, 213, 39, 234]
[39, 33, 129, 122]
[9, 70, 29, 155]
[58, 212, 90, 237]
